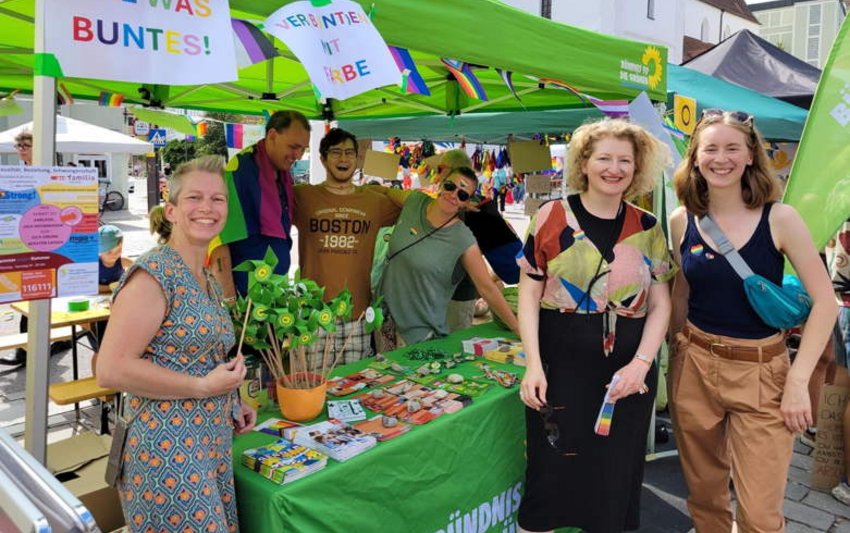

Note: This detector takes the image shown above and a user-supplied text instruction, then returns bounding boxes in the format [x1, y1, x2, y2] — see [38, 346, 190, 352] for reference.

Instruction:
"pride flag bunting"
[496, 68, 524, 105]
[232, 18, 278, 68]
[225, 123, 244, 149]
[441, 58, 488, 101]
[56, 83, 73, 106]
[98, 91, 125, 107]
[388, 46, 430, 96]
[534, 77, 629, 118]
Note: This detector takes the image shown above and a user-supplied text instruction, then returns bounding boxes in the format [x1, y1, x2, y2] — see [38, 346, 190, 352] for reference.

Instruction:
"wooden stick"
[235, 298, 253, 358]
[319, 330, 334, 387]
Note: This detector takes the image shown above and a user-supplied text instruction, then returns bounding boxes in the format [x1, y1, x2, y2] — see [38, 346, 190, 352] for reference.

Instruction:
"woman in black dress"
[516, 119, 674, 532]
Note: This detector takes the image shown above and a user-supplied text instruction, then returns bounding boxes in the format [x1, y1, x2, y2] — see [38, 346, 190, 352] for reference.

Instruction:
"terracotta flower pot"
[276, 373, 327, 422]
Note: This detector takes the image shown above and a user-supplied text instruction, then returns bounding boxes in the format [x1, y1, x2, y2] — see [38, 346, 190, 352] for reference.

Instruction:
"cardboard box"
[811, 370, 850, 491]
[462, 337, 499, 356]
[48, 432, 125, 532]
[483, 345, 526, 366]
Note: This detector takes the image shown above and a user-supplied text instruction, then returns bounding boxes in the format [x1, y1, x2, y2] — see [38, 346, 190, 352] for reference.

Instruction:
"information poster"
[0, 166, 98, 303]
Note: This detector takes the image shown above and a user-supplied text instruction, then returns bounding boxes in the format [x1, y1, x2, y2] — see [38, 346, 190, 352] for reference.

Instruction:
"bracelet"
[633, 353, 653, 367]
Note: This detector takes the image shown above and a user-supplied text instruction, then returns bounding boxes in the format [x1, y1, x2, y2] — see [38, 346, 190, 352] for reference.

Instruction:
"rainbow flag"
[232, 18, 278, 68]
[388, 46, 430, 96]
[56, 83, 73, 106]
[196, 121, 208, 137]
[98, 91, 124, 107]
[441, 58, 487, 101]
[226, 123, 244, 149]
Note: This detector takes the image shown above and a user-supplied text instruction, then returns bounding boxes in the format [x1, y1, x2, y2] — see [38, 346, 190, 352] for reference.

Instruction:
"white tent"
[0, 115, 152, 154]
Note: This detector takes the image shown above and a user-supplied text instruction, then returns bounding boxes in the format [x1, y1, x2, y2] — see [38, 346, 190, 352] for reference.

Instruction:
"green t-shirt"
[381, 192, 476, 344]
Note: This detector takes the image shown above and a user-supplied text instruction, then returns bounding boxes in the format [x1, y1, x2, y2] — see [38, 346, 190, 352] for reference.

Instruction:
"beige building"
[751, 0, 848, 67]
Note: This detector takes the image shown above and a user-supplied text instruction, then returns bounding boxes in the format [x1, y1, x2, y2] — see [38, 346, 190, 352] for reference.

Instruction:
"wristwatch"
[633, 353, 653, 366]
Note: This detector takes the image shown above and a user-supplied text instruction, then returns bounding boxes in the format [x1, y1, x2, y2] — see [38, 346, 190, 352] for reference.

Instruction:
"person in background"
[293, 128, 401, 365]
[668, 109, 837, 532]
[378, 167, 519, 349]
[97, 156, 255, 533]
[210, 111, 311, 299]
[97, 224, 133, 294]
[828, 219, 850, 505]
[517, 118, 673, 533]
[83, 225, 134, 349]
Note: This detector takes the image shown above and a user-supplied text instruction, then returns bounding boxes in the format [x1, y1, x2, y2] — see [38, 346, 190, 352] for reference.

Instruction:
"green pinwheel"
[363, 297, 385, 334]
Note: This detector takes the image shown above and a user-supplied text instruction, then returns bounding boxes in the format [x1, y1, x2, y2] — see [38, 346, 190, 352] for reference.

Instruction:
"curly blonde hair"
[566, 118, 671, 200]
[673, 112, 780, 216]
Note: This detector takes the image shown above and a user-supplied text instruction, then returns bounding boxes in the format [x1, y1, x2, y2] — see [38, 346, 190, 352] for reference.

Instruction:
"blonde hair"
[149, 155, 225, 244]
[673, 113, 780, 216]
[566, 118, 670, 199]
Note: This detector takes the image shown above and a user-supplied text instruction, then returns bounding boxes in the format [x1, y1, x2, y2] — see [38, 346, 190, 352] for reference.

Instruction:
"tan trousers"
[669, 321, 793, 533]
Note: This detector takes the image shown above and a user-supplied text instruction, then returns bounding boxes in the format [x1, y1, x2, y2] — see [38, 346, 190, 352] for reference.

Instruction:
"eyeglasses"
[442, 180, 471, 202]
[327, 148, 357, 158]
[14, 143, 32, 150]
[700, 108, 754, 126]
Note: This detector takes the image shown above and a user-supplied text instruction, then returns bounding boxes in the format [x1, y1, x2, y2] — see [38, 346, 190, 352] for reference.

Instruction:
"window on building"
[807, 3, 822, 65]
[700, 19, 710, 41]
[647, 0, 655, 20]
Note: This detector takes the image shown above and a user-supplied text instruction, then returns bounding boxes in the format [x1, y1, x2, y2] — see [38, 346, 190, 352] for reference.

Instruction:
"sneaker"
[0, 348, 26, 366]
[832, 481, 850, 506]
[800, 427, 817, 448]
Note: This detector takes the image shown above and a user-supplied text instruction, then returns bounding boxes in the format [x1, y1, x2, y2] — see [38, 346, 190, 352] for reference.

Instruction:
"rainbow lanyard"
[594, 374, 620, 436]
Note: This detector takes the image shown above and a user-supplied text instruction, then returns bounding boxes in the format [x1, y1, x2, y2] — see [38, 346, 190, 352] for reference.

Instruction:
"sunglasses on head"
[700, 108, 754, 126]
[442, 180, 471, 202]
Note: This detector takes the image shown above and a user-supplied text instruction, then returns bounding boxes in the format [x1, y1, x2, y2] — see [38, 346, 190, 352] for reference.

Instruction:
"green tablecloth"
[233, 323, 527, 533]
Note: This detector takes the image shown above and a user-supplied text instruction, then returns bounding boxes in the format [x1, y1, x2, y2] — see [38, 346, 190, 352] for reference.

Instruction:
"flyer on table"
[0, 166, 98, 304]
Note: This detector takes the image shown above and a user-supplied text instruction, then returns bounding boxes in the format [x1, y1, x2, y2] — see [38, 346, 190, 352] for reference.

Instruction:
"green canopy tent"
[0, 0, 666, 118]
[2, 0, 668, 463]
[337, 64, 809, 142]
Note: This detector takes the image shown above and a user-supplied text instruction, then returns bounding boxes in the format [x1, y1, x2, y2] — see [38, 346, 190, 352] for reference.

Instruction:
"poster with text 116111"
[0, 166, 98, 304]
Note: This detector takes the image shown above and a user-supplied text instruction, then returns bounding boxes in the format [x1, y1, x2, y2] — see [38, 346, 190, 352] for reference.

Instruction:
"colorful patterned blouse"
[517, 197, 676, 354]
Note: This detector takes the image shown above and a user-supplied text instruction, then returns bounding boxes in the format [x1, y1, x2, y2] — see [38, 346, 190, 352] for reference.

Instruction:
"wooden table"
[12, 297, 111, 416]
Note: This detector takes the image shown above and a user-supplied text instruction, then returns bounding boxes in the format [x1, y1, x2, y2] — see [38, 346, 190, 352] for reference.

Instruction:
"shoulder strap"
[698, 215, 755, 280]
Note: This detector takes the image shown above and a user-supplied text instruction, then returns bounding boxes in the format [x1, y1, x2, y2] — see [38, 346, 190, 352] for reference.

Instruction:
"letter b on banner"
[674, 94, 697, 135]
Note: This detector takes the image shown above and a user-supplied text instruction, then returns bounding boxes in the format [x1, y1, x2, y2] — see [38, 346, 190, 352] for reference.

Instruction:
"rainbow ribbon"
[594, 374, 620, 436]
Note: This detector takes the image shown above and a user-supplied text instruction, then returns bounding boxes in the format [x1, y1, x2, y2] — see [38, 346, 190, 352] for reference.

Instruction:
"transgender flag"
[231, 18, 278, 68]
[225, 123, 244, 149]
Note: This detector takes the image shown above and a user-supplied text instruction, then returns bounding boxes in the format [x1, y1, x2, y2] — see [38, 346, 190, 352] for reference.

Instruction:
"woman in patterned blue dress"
[97, 156, 256, 533]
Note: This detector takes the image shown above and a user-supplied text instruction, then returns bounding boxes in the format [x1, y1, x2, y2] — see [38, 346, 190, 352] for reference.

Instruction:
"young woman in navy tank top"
[668, 110, 837, 533]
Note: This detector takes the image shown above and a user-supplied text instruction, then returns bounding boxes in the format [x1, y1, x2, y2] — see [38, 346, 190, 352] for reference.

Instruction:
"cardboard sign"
[264, 0, 401, 101]
[356, 139, 372, 170]
[508, 140, 551, 174]
[525, 174, 551, 194]
[811, 371, 850, 491]
[524, 198, 546, 217]
[362, 150, 400, 180]
[44, 0, 237, 85]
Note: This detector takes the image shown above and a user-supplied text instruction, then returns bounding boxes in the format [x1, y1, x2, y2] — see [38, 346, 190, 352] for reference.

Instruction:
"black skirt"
[518, 309, 657, 533]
